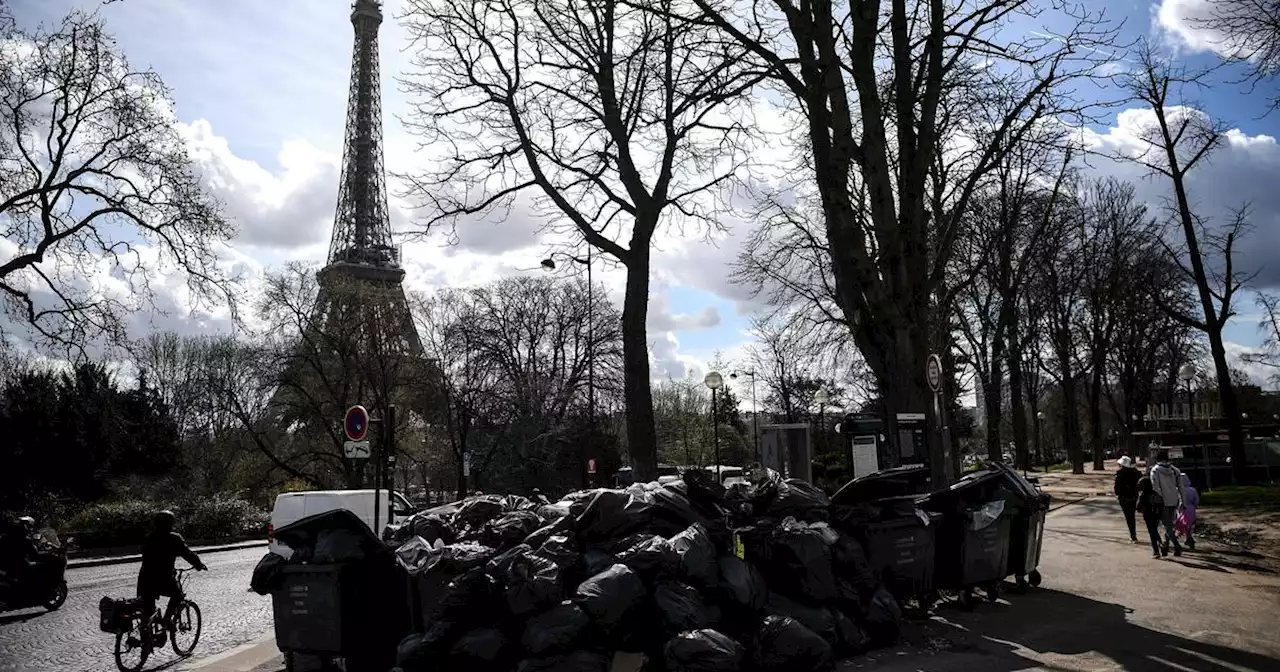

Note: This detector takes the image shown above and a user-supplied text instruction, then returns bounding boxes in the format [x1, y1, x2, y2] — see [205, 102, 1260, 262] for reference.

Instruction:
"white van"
[268, 489, 414, 557]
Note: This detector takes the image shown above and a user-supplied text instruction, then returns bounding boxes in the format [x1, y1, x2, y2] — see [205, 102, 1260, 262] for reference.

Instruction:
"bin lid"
[831, 465, 931, 505]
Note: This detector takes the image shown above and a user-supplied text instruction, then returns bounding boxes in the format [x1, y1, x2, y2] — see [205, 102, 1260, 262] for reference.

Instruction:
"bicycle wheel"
[113, 624, 148, 672]
[170, 600, 202, 656]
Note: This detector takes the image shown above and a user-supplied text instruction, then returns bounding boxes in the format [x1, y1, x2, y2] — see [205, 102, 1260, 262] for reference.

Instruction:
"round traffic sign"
[926, 354, 943, 393]
[344, 405, 369, 441]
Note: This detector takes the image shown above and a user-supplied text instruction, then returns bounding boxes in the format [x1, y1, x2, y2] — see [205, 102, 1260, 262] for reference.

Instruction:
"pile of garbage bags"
[388, 471, 902, 672]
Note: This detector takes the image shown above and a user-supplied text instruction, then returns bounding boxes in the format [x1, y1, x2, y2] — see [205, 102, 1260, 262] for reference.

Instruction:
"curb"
[177, 633, 280, 672]
[68, 540, 268, 569]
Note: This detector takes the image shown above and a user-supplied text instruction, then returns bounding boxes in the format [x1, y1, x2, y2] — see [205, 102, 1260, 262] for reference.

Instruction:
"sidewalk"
[846, 496, 1280, 671]
[68, 539, 267, 569]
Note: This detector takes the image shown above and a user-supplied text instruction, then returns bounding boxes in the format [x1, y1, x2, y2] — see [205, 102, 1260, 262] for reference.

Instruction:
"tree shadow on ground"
[0, 608, 47, 626]
[920, 587, 1280, 671]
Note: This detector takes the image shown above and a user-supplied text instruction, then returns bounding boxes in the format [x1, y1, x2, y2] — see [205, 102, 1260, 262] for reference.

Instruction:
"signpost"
[343, 440, 371, 459]
[344, 405, 369, 442]
[587, 458, 597, 487]
[926, 354, 955, 483]
[926, 354, 943, 393]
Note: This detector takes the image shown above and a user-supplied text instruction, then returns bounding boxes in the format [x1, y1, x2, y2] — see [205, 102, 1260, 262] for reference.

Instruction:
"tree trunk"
[1208, 332, 1250, 484]
[984, 351, 1004, 462]
[1088, 352, 1106, 471]
[1007, 335, 1030, 471]
[1062, 378, 1085, 474]
[880, 321, 946, 486]
[622, 251, 658, 481]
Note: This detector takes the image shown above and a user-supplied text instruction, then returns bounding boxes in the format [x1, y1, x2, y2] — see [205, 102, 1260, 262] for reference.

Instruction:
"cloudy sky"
[5, 0, 1279, 389]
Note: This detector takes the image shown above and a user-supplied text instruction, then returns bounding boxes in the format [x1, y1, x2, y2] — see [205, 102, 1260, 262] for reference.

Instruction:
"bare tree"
[1190, 0, 1280, 111]
[1244, 291, 1280, 386]
[691, 0, 1119, 483]
[1113, 40, 1256, 483]
[398, 0, 761, 481]
[0, 11, 238, 354]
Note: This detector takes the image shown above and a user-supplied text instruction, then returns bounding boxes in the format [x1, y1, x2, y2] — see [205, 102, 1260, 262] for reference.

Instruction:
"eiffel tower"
[271, 0, 430, 487]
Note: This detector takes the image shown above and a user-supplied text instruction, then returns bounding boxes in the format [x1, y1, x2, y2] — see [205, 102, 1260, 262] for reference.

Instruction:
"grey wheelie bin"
[918, 467, 1015, 610]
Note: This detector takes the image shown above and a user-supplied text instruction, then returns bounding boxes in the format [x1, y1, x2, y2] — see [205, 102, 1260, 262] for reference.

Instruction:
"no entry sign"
[344, 405, 369, 442]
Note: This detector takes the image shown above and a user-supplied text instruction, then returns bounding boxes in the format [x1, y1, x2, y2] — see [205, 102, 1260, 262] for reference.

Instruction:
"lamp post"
[730, 370, 759, 464]
[814, 388, 829, 456]
[1179, 363, 1207, 490]
[1037, 411, 1046, 473]
[542, 250, 594, 469]
[705, 371, 723, 482]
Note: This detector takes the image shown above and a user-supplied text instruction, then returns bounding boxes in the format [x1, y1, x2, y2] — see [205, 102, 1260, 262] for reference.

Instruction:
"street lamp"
[705, 371, 724, 482]
[1037, 410, 1046, 472]
[543, 250, 594, 474]
[814, 388, 829, 457]
[730, 370, 760, 464]
[1179, 363, 1207, 490]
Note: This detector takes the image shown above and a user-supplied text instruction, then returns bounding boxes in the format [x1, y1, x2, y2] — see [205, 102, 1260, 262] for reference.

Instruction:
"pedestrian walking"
[1136, 475, 1165, 559]
[1176, 472, 1199, 551]
[1113, 456, 1140, 543]
[1149, 449, 1185, 557]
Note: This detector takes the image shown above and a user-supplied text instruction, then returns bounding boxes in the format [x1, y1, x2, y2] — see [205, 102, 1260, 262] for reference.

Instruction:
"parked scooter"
[0, 530, 70, 613]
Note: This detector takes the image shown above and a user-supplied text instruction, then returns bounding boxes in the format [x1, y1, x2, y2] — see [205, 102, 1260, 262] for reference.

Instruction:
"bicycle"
[112, 568, 203, 672]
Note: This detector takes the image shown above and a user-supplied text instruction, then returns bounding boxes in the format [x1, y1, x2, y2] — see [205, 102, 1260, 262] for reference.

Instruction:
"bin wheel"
[984, 582, 1001, 603]
[283, 653, 294, 672]
[1028, 570, 1042, 587]
[1011, 575, 1029, 594]
[957, 588, 976, 611]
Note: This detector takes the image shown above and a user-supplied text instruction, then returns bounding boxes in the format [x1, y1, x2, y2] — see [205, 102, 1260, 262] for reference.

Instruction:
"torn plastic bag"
[752, 615, 833, 672]
[573, 489, 653, 542]
[272, 509, 383, 563]
[506, 552, 565, 616]
[486, 511, 544, 550]
[396, 622, 458, 670]
[250, 552, 284, 596]
[395, 539, 496, 577]
[715, 555, 767, 612]
[669, 523, 718, 589]
[833, 609, 870, 654]
[612, 534, 678, 579]
[970, 500, 1006, 530]
[455, 495, 507, 529]
[522, 602, 591, 656]
[433, 567, 498, 627]
[766, 592, 837, 645]
[773, 520, 837, 602]
[663, 629, 745, 672]
[410, 513, 456, 546]
[863, 587, 902, 647]
[574, 564, 646, 633]
[450, 627, 509, 665]
[653, 581, 710, 634]
[514, 650, 613, 672]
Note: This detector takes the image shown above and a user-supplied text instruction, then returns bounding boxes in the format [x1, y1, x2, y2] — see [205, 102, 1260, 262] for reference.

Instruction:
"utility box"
[840, 413, 884, 479]
[760, 423, 813, 482]
[895, 413, 928, 468]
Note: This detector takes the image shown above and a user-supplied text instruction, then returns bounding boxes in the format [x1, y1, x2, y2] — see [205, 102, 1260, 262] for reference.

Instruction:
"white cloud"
[1153, 0, 1264, 60]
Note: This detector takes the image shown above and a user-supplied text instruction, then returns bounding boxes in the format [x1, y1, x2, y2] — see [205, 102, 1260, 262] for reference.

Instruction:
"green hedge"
[64, 495, 267, 549]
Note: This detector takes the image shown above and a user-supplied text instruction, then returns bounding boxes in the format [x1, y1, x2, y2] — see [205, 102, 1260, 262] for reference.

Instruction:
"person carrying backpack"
[1149, 449, 1185, 557]
[1136, 475, 1165, 559]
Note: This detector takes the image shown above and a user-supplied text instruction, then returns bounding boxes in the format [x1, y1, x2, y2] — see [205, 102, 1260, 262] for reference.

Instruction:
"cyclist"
[136, 511, 206, 635]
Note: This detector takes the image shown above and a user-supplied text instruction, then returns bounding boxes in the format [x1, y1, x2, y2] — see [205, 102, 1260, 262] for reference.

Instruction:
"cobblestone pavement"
[0, 547, 271, 672]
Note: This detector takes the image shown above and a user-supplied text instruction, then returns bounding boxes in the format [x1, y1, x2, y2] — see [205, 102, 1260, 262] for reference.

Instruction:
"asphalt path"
[0, 547, 271, 672]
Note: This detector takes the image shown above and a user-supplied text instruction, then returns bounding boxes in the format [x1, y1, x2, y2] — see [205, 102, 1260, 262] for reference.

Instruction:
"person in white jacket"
[1149, 449, 1185, 556]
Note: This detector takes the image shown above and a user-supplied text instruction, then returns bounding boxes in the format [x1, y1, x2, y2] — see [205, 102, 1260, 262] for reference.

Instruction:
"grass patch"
[1043, 461, 1073, 473]
[1200, 485, 1280, 512]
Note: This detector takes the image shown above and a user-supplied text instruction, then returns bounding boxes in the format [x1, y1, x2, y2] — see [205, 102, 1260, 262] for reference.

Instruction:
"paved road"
[0, 547, 271, 672]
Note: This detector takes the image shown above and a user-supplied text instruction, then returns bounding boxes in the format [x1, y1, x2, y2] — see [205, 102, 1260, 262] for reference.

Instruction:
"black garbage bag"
[829, 532, 877, 600]
[863, 587, 902, 647]
[612, 534, 678, 579]
[535, 534, 580, 570]
[538, 501, 574, 523]
[525, 515, 573, 549]
[504, 494, 536, 512]
[574, 489, 653, 542]
[515, 650, 613, 672]
[455, 495, 508, 529]
[663, 629, 744, 672]
[273, 509, 383, 563]
[581, 548, 616, 578]
[752, 615, 833, 672]
[410, 513, 457, 546]
[761, 521, 836, 602]
[523, 602, 591, 656]
[434, 567, 498, 627]
[766, 592, 837, 645]
[396, 539, 497, 577]
[574, 564, 646, 634]
[715, 555, 766, 612]
[507, 552, 565, 616]
[250, 552, 284, 596]
[669, 523, 718, 589]
[397, 621, 458, 671]
[653, 581, 710, 634]
[833, 609, 870, 654]
[487, 511, 544, 550]
[650, 485, 712, 537]
[450, 627, 509, 665]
